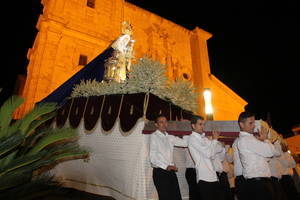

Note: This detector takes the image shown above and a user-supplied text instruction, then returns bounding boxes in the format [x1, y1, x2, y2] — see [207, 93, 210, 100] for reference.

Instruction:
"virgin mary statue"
[103, 21, 135, 82]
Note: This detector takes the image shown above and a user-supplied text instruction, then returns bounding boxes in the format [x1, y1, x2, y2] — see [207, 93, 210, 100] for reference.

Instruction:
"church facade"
[16, 0, 247, 119]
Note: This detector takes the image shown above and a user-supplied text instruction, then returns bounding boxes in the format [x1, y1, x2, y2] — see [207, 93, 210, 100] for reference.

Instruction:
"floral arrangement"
[164, 78, 199, 111]
[71, 57, 199, 112]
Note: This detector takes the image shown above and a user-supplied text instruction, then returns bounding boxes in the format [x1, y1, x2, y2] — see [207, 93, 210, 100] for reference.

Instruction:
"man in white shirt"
[268, 150, 288, 200]
[237, 111, 279, 200]
[212, 143, 233, 200]
[187, 115, 224, 200]
[184, 148, 201, 200]
[278, 143, 300, 200]
[232, 132, 247, 200]
[149, 114, 187, 200]
[224, 145, 236, 200]
[226, 160, 236, 200]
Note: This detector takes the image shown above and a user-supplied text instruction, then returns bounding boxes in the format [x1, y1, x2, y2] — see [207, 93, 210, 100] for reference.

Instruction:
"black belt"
[235, 175, 246, 181]
[271, 176, 279, 181]
[153, 167, 176, 172]
[216, 171, 226, 176]
[246, 177, 271, 181]
[282, 174, 292, 177]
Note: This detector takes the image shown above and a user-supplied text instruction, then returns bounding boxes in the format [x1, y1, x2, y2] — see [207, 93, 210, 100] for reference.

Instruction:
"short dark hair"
[238, 111, 255, 123]
[154, 114, 167, 123]
[190, 115, 204, 125]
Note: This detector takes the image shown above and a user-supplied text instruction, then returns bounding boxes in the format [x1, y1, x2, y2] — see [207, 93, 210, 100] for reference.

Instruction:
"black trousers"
[280, 175, 300, 200]
[197, 179, 224, 200]
[270, 177, 287, 200]
[153, 168, 182, 200]
[244, 178, 275, 200]
[230, 188, 235, 200]
[235, 175, 247, 200]
[217, 172, 233, 200]
[185, 168, 201, 200]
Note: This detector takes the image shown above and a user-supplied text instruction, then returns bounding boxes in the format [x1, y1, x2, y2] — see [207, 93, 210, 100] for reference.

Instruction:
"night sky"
[0, 0, 299, 136]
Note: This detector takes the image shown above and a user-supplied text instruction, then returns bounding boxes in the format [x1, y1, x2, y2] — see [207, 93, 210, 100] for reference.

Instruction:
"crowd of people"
[149, 112, 300, 200]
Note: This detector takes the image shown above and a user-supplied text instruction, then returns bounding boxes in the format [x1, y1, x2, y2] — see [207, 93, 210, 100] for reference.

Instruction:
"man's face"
[155, 116, 168, 132]
[192, 119, 205, 133]
[239, 116, 255, 134]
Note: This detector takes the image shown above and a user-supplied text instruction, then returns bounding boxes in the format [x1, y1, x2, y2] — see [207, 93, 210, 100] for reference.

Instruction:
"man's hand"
[212, 131, 220, 140]
[167, 165, 178, 172]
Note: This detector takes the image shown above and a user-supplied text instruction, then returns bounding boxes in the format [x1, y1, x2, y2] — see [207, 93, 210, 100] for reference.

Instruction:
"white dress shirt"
[237, 131, 279, 178]
[212, 142, 226, 173]
[185, 148, 196, 168]
[232, 137, 243, 176]
[268, 157, 284, 179]
[224, 146, 233, 173]
[225, 145, 233, 163]
[279, 152, 296, 176]
[222, 159, 231, 173]
[268, 140, 284, 178]
[188, 131, 223, 182]
[150, 130, 187, 170]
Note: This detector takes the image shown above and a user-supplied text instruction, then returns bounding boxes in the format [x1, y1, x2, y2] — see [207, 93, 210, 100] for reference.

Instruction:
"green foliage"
[0, 95, 89, 198]
[0, 95, 24, 138]
[125, 57, 169, 94]
[71, 79, 126, 97]
[164, 78, 199, 111]
[71, 57, 199, 112]
[0, 175, 66, 200]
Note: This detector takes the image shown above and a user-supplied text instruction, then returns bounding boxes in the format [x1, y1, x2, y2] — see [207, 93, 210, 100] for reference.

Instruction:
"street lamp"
[203, 88, 213, 120]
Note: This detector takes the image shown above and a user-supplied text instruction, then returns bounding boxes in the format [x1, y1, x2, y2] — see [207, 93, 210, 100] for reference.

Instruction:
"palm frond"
[5, 119, 23, 141]
[17, 129, 50, 156]
[0, 131, 24, 157]
[0, 151, 17, 169]
[28, 128, 78, 155]
[0, 175, 64, 200]
[0, 171, 32, 190]
[0, 151, 47, 176]
[0, 95, 89, 195]
[50, 151, 89, 164]
[0, 95, 24, 138]
[25, 112, 56, 137]
[18, 103, 57, 136]
[45, 143, 84, 156]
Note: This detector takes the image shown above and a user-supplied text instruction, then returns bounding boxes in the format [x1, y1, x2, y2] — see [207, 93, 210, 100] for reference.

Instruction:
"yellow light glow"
[203, 88, 213, 115]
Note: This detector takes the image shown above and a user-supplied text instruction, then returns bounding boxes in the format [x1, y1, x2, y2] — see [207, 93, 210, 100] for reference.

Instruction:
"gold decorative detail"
[90, 107, 94, 115]
[108, 106, 111, 115]
[130, 105, 134, 115]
